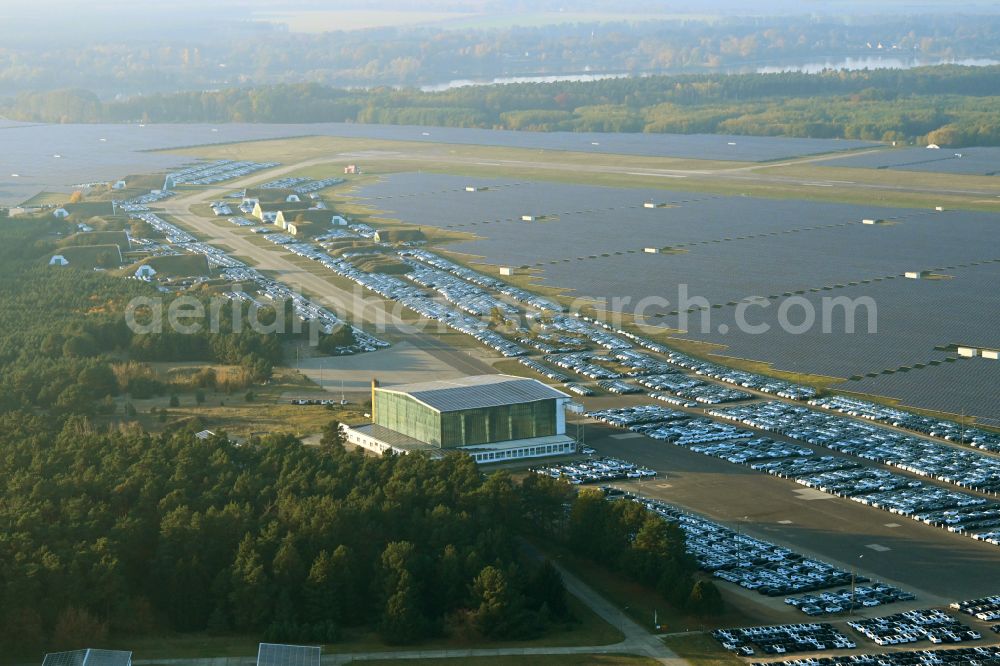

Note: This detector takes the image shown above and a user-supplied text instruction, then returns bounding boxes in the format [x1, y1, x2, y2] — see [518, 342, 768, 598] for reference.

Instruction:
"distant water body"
[419, 56, 1000, 91]
[755, 56, 1000, 74]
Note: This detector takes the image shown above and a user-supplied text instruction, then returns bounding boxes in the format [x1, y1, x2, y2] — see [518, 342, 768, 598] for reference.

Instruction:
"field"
[118, 365, 365, 439]
[345, 172, 1000, 419]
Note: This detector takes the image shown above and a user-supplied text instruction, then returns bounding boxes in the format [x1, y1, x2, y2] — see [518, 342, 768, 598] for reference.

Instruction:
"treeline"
[3, 13, 1000, 95]
[566, 488, 722, 615]
[9, 66, 1000, 145]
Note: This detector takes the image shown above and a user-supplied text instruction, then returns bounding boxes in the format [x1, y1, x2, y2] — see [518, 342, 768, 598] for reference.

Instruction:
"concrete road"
[158, 164, 497, 383]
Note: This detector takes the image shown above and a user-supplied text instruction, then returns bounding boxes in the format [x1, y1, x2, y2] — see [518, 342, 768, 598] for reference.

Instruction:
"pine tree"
[229, 534, 271, 630]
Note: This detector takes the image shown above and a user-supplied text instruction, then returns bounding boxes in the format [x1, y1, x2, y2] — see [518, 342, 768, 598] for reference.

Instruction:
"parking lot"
[953, 596, 1000, 623]
[787, 584, 913, 617]
[848, 609, 980, 647]
[638, 495, 864, 600]
[583, 399, 1000, 549]
[714, 623, 855, 657]
[754, 645, 1000, 666]
[169, 159, 278, 185]
[577, 413, 1000, 601]
[809, 396, 1000, 453]
[530, 456, 655, 485]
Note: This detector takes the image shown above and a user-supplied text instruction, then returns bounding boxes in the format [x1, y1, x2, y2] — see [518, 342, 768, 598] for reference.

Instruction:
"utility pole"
[735, 515, 748, 568]
[851, 554, 864, 614]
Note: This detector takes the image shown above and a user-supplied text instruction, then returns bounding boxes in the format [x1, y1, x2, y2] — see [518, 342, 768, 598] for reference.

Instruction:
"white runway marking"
[626, 171, 689, 178]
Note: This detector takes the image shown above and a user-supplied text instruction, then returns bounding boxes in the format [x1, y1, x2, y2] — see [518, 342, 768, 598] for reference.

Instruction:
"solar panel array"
[838, 357, 1000, 422]
[42, 649, 131, 666]
[256, 643, 320, 666]
[353, 173, 1000, 418]
[824, 146, 1000, 176]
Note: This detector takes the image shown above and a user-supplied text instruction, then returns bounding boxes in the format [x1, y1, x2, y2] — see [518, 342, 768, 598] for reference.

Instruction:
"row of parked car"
[289, 398, 347, 406]
[713, 623, 855, 656]
[210, 201, 233, 216]
[661, 350, 818, 400]
[597, 379, 643, 394]
[713, 401, 1000, 495]
[403, 249, 562, 312]
[217, 264, 388, 353]
[810, 395, 1000, 453]
[307, 249, 528, 358]
[585, 405, 688, 428]
[848, 609, 980, 646]
[293, 177, 345, 195]
[636, 496, 862, 597]
[258, 176, 311, 189]
[227, 216, 255, 227]
[517, 357, 570, 383]
[115, 187, 174, 212]
[531, 457, 655, 484]
[636, 373, 753, 404]
[544, 314, 633, 351]
[545, 352, 622, 380]
[170, 160, 278, 185]
[688, 438, 813, 465]
[649, 392, 699, 408]
[786, 584, 913, 616]
[132, 211, 195, 244]
[517, 336, 577, 355]
[754, 646, 1000, 666]
[613, 349, 677, 376]
[952, 595, 1000, 622]
[753, 455, 859, 478]
[640, 418, 752, 446]
[553, 315, 818, 403]
[404, 260, 518, 318]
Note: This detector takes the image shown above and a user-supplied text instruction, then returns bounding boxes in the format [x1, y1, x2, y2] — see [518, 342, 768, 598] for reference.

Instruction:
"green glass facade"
[375, 391, 441, 445]
[374, 390, 557, 449]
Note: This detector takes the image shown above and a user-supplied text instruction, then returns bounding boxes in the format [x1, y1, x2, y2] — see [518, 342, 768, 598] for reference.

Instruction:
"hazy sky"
[2, 0, 999, 46]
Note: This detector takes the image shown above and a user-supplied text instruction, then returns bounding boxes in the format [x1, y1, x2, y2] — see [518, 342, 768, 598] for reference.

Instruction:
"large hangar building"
[342, 375, 576, 463]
